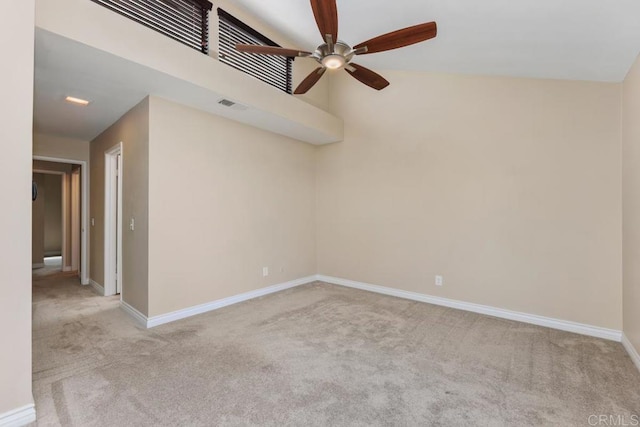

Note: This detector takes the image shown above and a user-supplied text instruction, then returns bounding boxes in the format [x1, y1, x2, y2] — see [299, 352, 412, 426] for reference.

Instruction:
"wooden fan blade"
[354, 22, 437, 55]
[345, 63, 390, 90]
[294, 67, 327, 94]
[236, 44, 312, 57]
[310, 0, 338, 43]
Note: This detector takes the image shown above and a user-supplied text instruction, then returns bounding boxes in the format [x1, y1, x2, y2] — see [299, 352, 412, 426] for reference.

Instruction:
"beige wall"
[0, 0, 35, 417]
[90, 98, 149, 314]
[43, 174, 63, 256]
[32, 173, 46, 265]
[622, 53, 640, 355]
[147, 96, 317, 316]
[317, 71, 622, 330]
[34, 133, 90, 164]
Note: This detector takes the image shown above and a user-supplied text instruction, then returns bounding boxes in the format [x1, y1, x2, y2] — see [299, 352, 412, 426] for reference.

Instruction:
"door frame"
[33, 156, 89, 285]
[104, 143, 123, 297]
[71, 167, 81, 271]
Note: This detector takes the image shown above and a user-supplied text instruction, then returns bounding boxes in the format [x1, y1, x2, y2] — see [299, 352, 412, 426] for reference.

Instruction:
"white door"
[105, 144, 123, 297]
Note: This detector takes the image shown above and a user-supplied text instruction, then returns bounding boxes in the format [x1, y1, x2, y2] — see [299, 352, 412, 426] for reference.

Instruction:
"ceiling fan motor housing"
[314, 41, 355, 68]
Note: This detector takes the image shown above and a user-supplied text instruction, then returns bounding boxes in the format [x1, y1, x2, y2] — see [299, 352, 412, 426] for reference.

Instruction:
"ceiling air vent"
[218, 98, 235, 107]
[217, 98, 248, 111]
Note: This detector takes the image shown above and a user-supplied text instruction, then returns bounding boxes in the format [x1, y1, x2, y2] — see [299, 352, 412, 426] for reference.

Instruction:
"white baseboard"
[89, 279, 104, 296]
[622, 333, 640, 373]
[122, 276, 317, 328]
[146, 275, 317, 328]
[115, 272, 623, 343]
[0, 404, 36, 427]
[120, 301, 148, 327]
[317, 275, 622, 342]
[31, 263, 44, 269]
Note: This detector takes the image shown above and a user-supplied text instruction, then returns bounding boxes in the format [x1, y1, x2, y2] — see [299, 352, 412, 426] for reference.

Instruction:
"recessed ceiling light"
[65, 96, 90, 106]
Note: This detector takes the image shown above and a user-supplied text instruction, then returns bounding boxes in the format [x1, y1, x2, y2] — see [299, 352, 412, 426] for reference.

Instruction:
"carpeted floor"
[32, 274, 639, 426]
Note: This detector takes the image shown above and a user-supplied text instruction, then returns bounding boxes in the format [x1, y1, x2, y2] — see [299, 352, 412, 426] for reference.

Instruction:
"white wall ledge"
[34, 0, 343, 145]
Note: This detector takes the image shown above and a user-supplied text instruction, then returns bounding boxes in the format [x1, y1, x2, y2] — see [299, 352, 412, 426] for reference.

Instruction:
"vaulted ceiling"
[232, 0, 640, 82]
[33, 0, 640, 143]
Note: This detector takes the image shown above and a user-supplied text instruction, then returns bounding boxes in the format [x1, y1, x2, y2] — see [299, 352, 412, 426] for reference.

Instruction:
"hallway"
[32, 273, 130, 426]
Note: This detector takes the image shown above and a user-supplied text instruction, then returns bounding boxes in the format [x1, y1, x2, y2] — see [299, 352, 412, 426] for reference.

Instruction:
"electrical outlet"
[262, 267, 269, 277]
[435, 275, 443, 286]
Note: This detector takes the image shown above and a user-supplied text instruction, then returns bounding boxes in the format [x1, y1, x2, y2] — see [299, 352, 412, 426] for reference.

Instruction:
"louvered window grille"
[91, 0, 213, 54]
[218, 8, 293, 94]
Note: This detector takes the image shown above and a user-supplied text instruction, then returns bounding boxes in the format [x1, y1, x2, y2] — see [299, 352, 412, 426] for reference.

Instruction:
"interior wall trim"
[120, 301, 147, 327]
[89, 279, 105, 296]
[119, 276, 318, 328]
[622, 333, 640, 373]
[0, 404, 36, 427]
[316, 275, 623, 342]
[145, 276, 318, 328]
[117, 272, 625, 344]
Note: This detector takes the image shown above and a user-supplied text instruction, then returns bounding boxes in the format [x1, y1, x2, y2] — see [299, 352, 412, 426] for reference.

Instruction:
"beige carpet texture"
[32, 274, 639, 426]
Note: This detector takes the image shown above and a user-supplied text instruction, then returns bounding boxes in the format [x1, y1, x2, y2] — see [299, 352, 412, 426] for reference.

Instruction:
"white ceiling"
[232, 0, 640, 82]
[34, 31, 148, 140]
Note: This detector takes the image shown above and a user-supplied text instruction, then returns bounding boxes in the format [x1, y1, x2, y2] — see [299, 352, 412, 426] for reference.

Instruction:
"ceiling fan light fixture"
[322, 54, 345, 70]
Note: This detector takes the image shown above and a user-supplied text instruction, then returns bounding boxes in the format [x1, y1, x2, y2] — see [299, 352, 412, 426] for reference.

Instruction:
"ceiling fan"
[235, 0, 437, 94]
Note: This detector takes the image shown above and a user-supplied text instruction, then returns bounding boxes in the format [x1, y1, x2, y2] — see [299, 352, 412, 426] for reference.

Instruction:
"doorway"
[104, 143, 123, 297]
[33, 156, 89, 284]
[32, 171, 64, 276]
